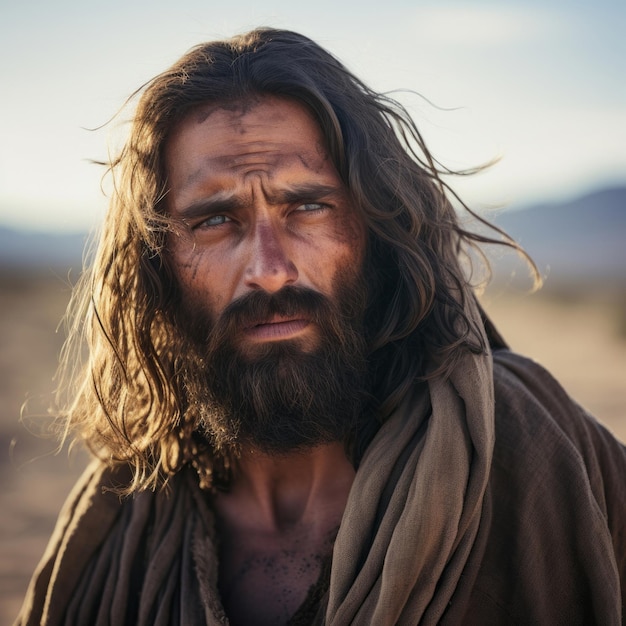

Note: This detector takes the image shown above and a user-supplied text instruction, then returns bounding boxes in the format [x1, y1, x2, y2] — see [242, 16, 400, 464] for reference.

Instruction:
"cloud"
[410, 5, 569, 47]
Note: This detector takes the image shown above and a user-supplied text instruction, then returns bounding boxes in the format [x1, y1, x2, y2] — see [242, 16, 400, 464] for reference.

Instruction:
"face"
[165, 96, 366, 358]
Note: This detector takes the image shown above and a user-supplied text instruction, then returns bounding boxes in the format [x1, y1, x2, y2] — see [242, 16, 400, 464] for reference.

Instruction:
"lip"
[244, 315, 310, 341]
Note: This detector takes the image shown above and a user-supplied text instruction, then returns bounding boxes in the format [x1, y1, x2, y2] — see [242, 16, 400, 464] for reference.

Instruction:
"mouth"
[244, 315, 311, 341]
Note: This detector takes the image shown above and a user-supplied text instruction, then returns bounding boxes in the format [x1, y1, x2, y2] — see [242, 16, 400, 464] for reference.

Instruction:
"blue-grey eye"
[297, 203, 325, 212]
[204, 215, 231, 226]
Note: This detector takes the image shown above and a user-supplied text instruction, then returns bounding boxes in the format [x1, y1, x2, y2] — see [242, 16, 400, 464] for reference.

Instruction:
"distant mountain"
[489, 186, 626, 287]
[0, 226, 87, 270]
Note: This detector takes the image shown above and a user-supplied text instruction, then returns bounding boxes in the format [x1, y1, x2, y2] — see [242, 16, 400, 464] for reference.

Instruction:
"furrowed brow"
[174, 183, 343, 221]
[266, 183, 342, 205]
[175, 194, 247, 221]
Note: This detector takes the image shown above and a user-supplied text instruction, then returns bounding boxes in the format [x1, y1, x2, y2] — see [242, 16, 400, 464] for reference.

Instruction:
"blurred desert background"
[2, 0, 624, 621]
[1, 186, 625, 622]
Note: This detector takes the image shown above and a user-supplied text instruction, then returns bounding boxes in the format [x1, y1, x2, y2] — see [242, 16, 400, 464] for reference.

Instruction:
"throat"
[211, 443, 354, 624]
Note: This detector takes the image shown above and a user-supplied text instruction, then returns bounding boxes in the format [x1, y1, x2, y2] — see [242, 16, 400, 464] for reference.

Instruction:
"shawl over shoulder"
[446, 350, 626, 624]
[15, 350, 626, 625]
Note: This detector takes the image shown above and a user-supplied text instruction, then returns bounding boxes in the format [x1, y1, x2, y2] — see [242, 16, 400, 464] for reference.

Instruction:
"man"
[16, 28, 626, 625]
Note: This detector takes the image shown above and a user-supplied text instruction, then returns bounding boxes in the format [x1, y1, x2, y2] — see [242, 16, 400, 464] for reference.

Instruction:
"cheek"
[332, 213, 367, 269]
[173, 250, 204, 285]
[313, 242, 365, 297]
[298, 216, 365, 289]
[168, 232, 205, 287]
[167, 241, 227, 315]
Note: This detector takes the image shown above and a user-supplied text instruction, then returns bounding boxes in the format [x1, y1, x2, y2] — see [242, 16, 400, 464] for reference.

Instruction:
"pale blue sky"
[1, 0, 624, 232]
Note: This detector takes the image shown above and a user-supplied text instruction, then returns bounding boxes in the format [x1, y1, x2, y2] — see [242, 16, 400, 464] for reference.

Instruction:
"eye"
[295, 202, 328, 213]
[198, 214, 231, 228]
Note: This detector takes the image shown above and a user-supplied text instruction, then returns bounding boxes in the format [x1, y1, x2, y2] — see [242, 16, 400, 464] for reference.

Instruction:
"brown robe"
[15, 350, 626, 625]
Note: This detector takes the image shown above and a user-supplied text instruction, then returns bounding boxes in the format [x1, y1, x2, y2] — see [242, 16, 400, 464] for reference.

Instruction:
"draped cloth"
[16, 299, 496, 625]
[322, 339, 494, 624]
[16, 287, 494, 626]
[15, 460, 227, 626]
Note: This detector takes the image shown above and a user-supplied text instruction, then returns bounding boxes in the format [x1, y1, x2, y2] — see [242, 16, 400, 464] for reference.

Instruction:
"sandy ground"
[1, 272, 625, 623]
[480, 287, 626, 442]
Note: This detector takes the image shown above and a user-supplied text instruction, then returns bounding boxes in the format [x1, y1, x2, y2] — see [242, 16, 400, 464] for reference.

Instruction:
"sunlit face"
[165, 96, 366, 356]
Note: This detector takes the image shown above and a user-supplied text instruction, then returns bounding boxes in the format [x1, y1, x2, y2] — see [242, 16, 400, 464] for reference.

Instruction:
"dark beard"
[176, 275, 369, 456]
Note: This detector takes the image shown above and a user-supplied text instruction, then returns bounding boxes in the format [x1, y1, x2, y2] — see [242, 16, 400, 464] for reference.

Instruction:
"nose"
[244, 220, 298, 293]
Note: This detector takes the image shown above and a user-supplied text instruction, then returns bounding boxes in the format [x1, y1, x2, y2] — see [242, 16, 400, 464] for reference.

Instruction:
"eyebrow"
[175, 183, 344, 221]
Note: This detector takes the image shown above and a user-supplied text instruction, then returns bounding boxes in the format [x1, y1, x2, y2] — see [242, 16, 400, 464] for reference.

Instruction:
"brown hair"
[55, 28, 535, 492]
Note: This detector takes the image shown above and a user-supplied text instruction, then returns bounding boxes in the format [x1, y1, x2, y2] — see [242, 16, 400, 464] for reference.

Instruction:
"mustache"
[224, 286, 332, 326]
[202, 286, 347, 347]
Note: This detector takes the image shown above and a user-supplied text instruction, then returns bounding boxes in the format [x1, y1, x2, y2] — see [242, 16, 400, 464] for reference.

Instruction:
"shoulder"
[16, 461, 214, 624]
[490, 348, 626, 539]
[471, 349, 626, 624]
[491, 348, 626, 485]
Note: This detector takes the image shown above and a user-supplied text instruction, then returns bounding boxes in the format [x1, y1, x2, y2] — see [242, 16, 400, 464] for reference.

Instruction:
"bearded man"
[16, 28, 626, 625]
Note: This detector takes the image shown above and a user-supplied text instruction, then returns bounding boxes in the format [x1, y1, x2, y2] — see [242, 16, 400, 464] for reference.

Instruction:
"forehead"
[164, 96, 334, 193]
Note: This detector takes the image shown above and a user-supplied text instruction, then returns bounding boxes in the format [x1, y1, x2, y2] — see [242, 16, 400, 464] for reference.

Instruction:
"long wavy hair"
[55, 28, 535, 492]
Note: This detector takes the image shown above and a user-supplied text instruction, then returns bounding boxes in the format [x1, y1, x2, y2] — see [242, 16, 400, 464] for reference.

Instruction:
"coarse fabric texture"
[15, 351, 626, 624]
[16, 314, 494, 625]
[452, 350, 626, 625]
[14, 460, 226, 625]
[323, 347, 494, 624]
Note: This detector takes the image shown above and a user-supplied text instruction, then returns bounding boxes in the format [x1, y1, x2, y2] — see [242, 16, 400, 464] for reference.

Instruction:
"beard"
[174, 271, 369, 456]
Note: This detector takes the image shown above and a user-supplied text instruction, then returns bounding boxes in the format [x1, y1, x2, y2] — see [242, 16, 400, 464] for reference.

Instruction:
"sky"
[1, 0, 624, 233]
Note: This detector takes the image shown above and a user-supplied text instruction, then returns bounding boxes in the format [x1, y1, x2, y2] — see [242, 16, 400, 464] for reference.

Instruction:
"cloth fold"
[16, 303, 624, 624]
[324, 324, 494, 624]
[15, 297, 496, 625]
[16, 462, 226, 626]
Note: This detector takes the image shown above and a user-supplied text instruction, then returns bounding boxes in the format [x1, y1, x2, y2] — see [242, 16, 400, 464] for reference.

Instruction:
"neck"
[216, 442, 355, 533]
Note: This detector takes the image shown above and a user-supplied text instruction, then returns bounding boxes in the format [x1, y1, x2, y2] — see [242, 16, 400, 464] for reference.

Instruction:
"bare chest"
[217, 528, 335, 625]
